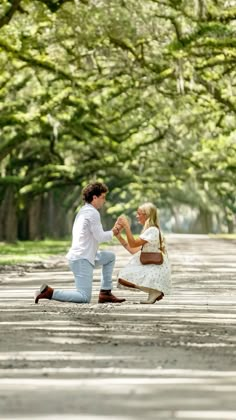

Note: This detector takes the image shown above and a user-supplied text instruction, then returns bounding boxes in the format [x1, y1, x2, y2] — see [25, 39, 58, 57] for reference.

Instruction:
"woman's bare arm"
[116, 233, 142, 254]
[117, 216, 147, 248]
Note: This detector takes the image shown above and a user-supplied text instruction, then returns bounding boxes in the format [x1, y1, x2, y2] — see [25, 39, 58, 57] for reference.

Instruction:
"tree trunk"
[225, 208, 235, 234]
[28, 196, 43, 240]
[191, 208, 213, 234]
[0, 186, 17, 242]
[42, 191, 71, 238]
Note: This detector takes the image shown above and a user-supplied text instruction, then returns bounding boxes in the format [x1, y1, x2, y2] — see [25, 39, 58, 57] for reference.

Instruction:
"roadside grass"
[0, 237, 119, 265]
[208, 234, 236, 240]
[0, 239, 70, 265]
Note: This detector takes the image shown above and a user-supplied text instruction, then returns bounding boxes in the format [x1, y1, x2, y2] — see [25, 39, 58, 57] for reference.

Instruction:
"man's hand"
[112, 221, 124, 236]
[112, 223, 121, 236]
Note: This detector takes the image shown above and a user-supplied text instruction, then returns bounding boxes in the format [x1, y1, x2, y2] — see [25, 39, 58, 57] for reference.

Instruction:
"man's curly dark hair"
[82, 182, 108, 203]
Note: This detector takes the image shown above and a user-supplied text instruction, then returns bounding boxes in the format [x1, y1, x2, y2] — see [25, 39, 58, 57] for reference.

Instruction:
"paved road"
[0, 234, 236, 420]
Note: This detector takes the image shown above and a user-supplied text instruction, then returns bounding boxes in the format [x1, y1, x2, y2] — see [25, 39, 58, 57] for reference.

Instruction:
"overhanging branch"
[0, 0, 23, 29]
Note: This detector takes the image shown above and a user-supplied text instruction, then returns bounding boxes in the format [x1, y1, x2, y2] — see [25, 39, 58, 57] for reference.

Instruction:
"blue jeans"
[52, 251, 116, 303]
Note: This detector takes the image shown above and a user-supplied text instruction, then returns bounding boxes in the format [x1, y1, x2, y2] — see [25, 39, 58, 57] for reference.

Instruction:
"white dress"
[117, 227, 171, 295]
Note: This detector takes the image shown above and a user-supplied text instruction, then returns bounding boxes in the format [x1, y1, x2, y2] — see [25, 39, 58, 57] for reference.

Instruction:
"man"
[35, 182, 125, 304]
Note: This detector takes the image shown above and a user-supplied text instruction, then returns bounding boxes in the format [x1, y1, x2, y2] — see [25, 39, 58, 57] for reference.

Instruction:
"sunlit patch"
[0, 416, 133, 420]
[0, 352, 133, 361]
[36, 337, 92, 344]
[0, 367, 236, 378]
[186, 342, 235, 347]
[176, 411, 236, 419]
[1, 377, 236, 388]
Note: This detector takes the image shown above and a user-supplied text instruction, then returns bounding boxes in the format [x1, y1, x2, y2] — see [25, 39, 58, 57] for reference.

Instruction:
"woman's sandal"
[141, 292, 164, 304]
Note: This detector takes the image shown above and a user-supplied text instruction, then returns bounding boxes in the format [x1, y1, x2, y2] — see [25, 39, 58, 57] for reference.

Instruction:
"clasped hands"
[112, 215, 129, 236]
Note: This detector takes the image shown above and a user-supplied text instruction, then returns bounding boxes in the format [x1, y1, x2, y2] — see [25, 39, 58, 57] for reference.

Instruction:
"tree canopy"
[0, 0, 235, 240]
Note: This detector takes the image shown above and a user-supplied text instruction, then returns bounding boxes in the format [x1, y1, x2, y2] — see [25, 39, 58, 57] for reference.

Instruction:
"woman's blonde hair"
[139, 202, 160, 231]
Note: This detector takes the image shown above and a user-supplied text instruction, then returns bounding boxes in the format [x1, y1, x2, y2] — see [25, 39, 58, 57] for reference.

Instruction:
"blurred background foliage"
[0, 0, 235, 241]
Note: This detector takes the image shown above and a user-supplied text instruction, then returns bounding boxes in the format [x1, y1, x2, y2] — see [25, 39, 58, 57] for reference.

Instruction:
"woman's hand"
[117, 216, 130, 229]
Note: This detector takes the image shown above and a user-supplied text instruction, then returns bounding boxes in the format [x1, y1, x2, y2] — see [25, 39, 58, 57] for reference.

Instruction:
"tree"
[0, 0, 235, 240]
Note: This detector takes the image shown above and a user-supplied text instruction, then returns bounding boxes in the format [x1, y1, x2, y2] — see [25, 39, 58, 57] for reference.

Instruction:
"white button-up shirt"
[66, 203, 113, 265]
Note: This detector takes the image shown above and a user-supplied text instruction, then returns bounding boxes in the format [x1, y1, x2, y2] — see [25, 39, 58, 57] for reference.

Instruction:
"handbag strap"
[158, 227, 164, 253]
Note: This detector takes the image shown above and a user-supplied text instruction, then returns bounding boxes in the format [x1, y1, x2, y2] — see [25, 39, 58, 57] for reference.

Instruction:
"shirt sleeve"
[90, 210, 113, 243]
[140, 227, 159, 243]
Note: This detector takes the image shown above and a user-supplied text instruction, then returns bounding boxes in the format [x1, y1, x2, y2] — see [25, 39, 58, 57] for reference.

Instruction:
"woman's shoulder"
[144, 226, 159, 233]
[146, 226, 159, 230]
[140, 226, 159, 240]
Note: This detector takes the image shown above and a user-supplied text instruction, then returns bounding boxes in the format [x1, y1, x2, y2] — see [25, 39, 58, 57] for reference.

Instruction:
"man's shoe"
[34, 283, 54, 304]
[98, 290, 126, 304]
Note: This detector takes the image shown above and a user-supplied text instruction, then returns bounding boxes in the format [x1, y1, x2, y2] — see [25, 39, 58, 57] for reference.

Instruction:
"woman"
[116, 203, 171, 304]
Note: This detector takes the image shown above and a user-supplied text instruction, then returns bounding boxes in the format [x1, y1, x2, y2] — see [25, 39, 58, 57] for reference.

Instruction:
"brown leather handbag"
[140, 228, 164, 265]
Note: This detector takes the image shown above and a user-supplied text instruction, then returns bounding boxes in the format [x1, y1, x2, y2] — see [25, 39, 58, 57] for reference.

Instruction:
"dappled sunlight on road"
[0, 235, 236, 419]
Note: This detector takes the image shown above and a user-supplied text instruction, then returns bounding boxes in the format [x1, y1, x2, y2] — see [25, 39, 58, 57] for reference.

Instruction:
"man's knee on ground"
[79, 289, 92, 303]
